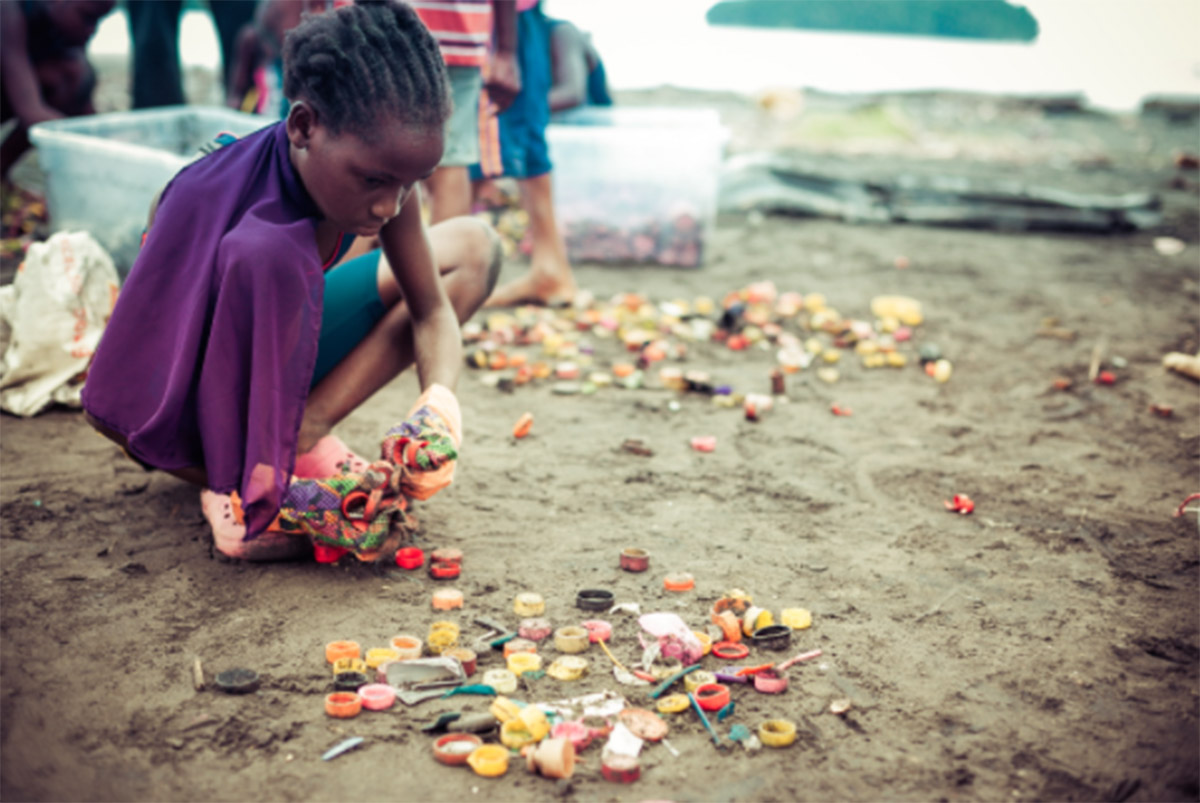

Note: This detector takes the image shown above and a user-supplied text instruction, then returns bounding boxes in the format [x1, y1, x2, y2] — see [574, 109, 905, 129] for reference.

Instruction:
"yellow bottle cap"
[467, 744, 510, 777]
[427, 629, 458, 655]
[684, 670, 717, 693]
[489, 696, 522, 723]
[482, 669, 518, 694]
[547, 656, 589, 681]
[513, 592, 546, 616]
[331, 657, 367, 676]
[364, 648, 399, 669]
[655, 693, 690, 714]
[759, 719, 798, 748]
[507, 651, 543, 676]
[780, 608, 812, 630]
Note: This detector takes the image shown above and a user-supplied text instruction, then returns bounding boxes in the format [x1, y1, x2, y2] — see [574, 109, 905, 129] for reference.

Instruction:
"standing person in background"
[473, 0, 576, 307]
[411, 0, 520, 225]
[546, 12, 611, 113]
[127, 0, 257, 109]
[0, 0, 116, 179]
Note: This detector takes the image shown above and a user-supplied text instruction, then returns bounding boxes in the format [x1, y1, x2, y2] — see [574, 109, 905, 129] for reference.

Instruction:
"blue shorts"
[312, 247, 386, 387]
[471, 7, 553, 180]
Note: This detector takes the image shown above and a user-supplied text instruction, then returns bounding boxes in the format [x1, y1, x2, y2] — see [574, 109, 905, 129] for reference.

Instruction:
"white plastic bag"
[0, 231, 119, 416]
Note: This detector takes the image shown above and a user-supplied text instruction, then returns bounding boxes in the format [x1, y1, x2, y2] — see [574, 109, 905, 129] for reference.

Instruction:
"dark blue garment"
[470, 5, 552, 180]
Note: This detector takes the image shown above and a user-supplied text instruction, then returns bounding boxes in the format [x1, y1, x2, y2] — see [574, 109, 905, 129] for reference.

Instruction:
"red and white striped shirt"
[407, 0, 492, 68]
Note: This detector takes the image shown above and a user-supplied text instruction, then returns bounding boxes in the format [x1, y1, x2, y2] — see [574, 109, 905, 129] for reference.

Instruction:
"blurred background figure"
[0, 0, 116, 179]
[412, 0, 520, 225]
[473, 0, 576, 307]
[126, 0, 256, 109]
[546, 11, 611, 113]
[226, 0, 330, 116]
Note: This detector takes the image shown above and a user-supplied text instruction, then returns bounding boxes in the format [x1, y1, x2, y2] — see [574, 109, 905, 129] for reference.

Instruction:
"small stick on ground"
[1088, 337, 1107, 382]
[192, 657, 205, 691]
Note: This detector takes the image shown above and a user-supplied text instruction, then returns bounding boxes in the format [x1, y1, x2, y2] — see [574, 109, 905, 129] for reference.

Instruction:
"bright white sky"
[90, 0, 1200, 111]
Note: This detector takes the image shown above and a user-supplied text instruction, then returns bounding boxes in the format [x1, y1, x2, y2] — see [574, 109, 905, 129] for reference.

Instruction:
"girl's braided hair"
[282, 0, 451, 139]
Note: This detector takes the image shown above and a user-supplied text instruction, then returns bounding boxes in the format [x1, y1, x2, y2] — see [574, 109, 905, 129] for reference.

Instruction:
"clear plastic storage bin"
[546, 107, 727, 267]
[29, 106, 272, 275]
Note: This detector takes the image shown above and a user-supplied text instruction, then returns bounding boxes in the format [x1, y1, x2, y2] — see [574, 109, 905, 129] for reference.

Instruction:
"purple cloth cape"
[82, 121, 325, 540]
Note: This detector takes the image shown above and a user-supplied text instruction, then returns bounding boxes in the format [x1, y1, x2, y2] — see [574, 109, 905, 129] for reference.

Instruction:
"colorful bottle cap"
[655, 694, 690, 714]
[759, 718, 797, 747]
[663, 572, 695, 592]
[389, 634, 423, 660]
[506, 651, 543, 676]
[546, 656, 589, 681]
[581, 620, 612, 643]
[553, 626, 590, 654]
[711, 641, 750, 660]
[684, 670, 717, 694]
[750, 624, 792, 652]
[601, 752, 640, 783]
[325, 640, 361, 664]
[333, 671, 369, 692]
[503, 638, 538, 658]
[619, 547, 650, 572]
[427, 628, 458, 655]
[429, 560, 461, 580]
[430, 546, 463, 564]
[753, 669, 789, 694]
[482, 669, 518, 694]
[780, 608, 812, 630]
[433, 733, 483, 765]
[394, 546, 425, 570]
[694, 683, 731, 712]
[331, 656, 367, 676]
[358, 683, 396, 710]
[324, 691, 362, 718]
[575, 589, 614, 611]
[444, 646, 477, 677]
[513, 592, 546, 616]
[518, 618, 553, 642]
[467, 744, 510, 777]
[432, 588, 465, 610]
[365, 647, 399, 669]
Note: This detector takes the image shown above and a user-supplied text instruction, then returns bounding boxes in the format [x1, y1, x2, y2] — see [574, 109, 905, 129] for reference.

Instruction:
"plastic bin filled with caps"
[546, 107, 728, 268]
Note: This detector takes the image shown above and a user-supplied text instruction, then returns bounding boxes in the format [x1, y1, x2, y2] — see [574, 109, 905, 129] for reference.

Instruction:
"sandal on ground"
[201, 489, 311, 562]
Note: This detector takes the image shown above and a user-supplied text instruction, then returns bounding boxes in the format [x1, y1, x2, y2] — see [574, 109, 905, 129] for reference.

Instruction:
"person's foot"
[293, 435, 369, 478]
[200, 490, 311, 562]
[484, 270, 580, 308]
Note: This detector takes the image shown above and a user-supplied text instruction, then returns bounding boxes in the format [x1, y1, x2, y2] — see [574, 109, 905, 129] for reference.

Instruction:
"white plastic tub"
[29, 106, 272, 275]
[546, 107, 727, 267]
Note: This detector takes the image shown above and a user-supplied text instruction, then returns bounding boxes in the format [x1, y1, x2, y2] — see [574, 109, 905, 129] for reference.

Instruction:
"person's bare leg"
[297, 217, 501, 452]
[484, 171, 577, 307]
[424, 165, 473, 224]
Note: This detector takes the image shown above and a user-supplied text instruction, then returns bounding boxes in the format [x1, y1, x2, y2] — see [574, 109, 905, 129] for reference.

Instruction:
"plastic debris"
[639, 613, 705, 664]
[322, 736, 365, 761]
[944, 494, 975, 515]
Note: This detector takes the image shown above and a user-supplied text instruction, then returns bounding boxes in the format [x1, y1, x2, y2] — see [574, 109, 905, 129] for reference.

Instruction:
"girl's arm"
[378, 188, 462, 393]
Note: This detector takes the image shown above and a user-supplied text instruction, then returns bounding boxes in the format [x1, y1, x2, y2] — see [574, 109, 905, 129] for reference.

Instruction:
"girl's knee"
[459, 218, 502, 297]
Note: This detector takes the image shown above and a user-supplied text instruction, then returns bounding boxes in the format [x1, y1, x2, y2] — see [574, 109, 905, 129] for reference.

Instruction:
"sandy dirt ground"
[1, 57, 1198, 802]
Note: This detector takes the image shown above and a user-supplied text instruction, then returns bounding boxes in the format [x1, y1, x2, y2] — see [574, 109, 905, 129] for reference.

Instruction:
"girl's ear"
[286, 101, 319, 149]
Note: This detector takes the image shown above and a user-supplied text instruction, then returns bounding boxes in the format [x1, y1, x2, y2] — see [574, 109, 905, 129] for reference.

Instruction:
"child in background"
[546, 13, 612, 113]
[0, 0, 115, 179]
[412, 0, 520, 225]
[227, 0, 332, 117]
[82, 0, 501, 562]
[473, 0, 576, 308]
